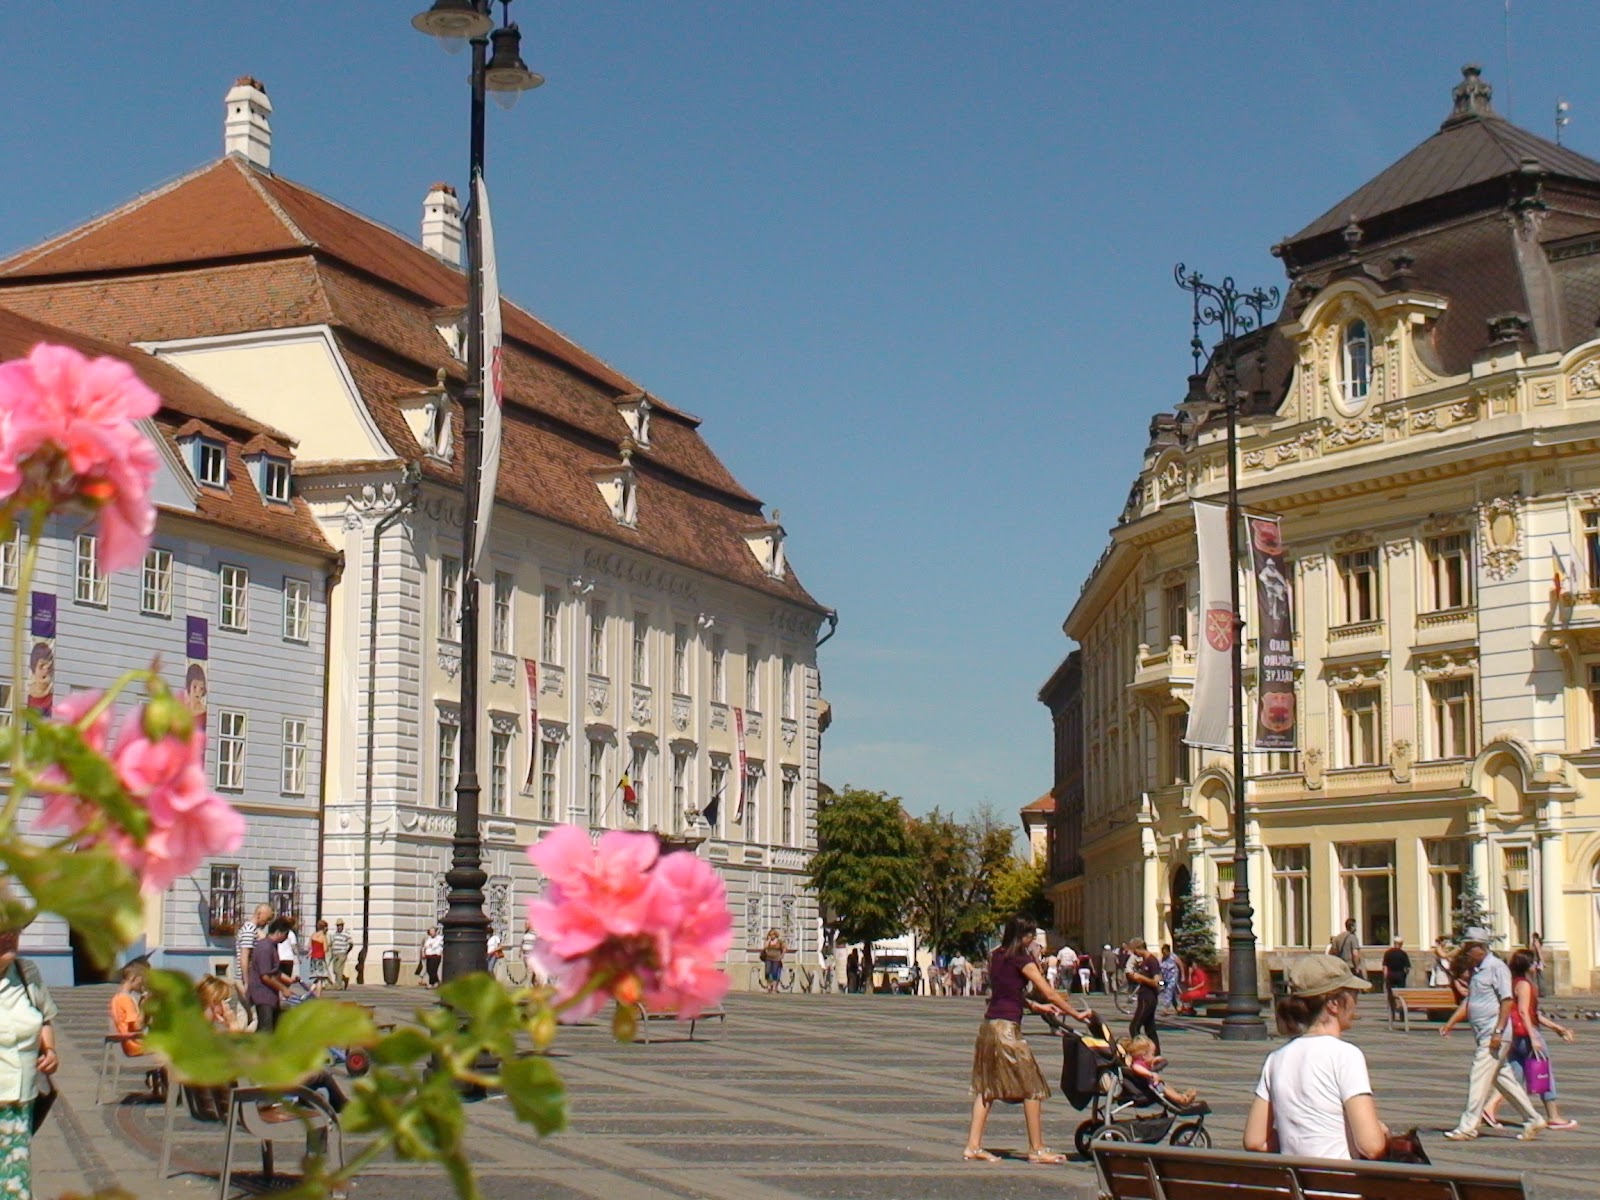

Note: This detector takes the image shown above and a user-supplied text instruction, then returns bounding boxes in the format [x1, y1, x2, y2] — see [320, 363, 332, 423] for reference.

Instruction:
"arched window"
[1341, 320, 1371, 404]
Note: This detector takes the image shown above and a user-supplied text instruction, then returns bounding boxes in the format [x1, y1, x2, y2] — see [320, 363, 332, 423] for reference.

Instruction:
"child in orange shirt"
[108, 964, 147, 1055]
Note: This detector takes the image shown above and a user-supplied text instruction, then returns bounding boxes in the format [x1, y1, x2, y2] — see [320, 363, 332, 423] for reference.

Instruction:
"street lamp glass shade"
[484, 24, 545, 102]
[412, 1, 493, 42]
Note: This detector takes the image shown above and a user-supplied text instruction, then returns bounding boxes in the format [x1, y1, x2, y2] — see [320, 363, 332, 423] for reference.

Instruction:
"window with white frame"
[492, 571, 514, 654]
[1586, 510, 1600, 591]
[1425, 533, 1472, 611]
[282, 577, 310, 642]
[75, 535, 107, 605]
[587, 739, 605, 824]
[629, 744, 648, 816]
[1341, 320, 1371, 404]
[217, 711, 247, 791]
[436, 718, 459, 808]
[267, 866, 297, 920]
[1428, 677, 1475, 759]
[745, 644, 760, 710]
[262, 458, 291, 503]
[1163, 583, 1188, 647]
[742, 766, 760, 840]
[196, 439, 226, 487]
[1338, 841, 1395, 947]
[588, 599, 607, 675]
[673, 623, 689, 693]
[710, 758, 729, 833]
[672, 747, 689, 815]
[711, 635, 726, 702]
[281, 718, 307, 795]
[632, 612, 649, 683]
[490, 730, 510, 816]
[780, 774, 796, 847]
[541, 586, 560, 663]
[781, 654, 795, 719]
[539, 735, 560, 821]
[1425, 839, 1467, 944]
[1335, 549, 1379, 624]
[1271, 845, 1310, 947]
[141, 548, 173, 616]
[438, 557, 461, 641]
[1504, 845, 1532, 946]
[1339, 686, 1382, 767]
[0, 531, 19, 591]
[219, 564, 249, 631]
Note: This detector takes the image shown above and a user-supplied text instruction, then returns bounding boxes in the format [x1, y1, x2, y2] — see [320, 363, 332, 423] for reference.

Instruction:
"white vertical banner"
[472, 168, 504, 573]
[734, 706, 749, 824]
[1187, 501, 1234, 751]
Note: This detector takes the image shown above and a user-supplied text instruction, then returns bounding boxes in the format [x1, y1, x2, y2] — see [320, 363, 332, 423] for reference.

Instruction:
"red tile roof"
[0, 305, 332, 559]
[1021, 793, 1056, 815]
[0, 157, 818, 609]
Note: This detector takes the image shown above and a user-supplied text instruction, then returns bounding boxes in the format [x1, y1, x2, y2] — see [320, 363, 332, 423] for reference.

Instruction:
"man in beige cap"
[1441, 927, 1544, 1140]
[1245, 954, 1389, 1160]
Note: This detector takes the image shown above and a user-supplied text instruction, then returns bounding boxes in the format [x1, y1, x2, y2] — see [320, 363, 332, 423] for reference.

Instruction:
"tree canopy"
[905, 807, 1015, 957]
[808, 787, 918, 951]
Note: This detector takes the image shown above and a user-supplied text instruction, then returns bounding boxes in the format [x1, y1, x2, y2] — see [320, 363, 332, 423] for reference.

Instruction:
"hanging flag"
[619, 773, 637, 809]
[185, 615, 210, 734]
[1551, 542, 1572, 600]
[703, 776, 724, 828]
[522, 658, 539, 789]
[1248, 515, 1295, 750]
[1187, 502, 1233, 751]
[734, 707, 749, 824]
[472, 168, 504, 573]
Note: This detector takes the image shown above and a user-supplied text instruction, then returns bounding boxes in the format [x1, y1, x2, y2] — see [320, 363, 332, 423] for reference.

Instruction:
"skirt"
[970, 1019, 1050, 1104]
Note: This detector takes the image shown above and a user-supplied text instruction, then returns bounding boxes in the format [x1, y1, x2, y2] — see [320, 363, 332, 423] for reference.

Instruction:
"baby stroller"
[282, 979, 371, 1077]
[1051, 1014, 1211, 1157]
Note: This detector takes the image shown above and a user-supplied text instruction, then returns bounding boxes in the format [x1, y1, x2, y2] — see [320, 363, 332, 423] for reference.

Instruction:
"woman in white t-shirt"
[1244, 954, 1390, 1161]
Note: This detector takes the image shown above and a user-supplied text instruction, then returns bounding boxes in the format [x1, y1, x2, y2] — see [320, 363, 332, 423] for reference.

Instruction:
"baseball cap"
[1287, 954, 1372, 997]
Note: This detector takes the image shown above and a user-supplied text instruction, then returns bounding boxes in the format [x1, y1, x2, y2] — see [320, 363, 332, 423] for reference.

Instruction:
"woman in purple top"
[964, 916, 1095, 1164]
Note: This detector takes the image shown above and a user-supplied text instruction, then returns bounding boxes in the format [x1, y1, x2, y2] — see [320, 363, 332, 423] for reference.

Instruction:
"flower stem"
[4, 506, 46, 833]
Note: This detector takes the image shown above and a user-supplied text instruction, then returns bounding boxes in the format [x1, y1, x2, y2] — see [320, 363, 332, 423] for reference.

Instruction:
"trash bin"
[382, 949, 401, 986]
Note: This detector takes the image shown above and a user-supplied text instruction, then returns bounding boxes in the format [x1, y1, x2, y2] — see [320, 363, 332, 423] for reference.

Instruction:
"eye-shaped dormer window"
[1341, 320, 1371, 405]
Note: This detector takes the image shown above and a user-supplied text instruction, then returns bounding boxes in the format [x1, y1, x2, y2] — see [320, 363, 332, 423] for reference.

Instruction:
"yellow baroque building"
[1055, 67, 1600, 994]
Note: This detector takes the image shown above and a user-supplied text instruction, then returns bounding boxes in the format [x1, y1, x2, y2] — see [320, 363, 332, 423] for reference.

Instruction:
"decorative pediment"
[1323, 659, 1386, 689]
[1413, 649, 1477, 680]
[1569, 356, 1600, 398]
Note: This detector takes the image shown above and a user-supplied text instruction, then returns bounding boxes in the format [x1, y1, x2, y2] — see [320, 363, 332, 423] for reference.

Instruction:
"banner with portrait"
[185, 616, 209, 733]
[26, 592, 55, 716]
[1248, 515, 1295, 750]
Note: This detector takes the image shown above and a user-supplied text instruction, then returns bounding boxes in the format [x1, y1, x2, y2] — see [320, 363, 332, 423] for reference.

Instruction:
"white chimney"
[422, 183, 464, 267]
[224, 76, 273, 170]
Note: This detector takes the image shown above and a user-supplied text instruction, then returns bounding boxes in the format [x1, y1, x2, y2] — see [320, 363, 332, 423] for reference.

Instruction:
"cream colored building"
[1059, 67, 1600, 992]
[0, 81, 833, 983]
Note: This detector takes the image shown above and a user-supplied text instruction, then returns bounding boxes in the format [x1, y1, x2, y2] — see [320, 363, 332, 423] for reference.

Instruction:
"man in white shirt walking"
[1442, 927, 1545, 1140]
[328, 920, 354, 990]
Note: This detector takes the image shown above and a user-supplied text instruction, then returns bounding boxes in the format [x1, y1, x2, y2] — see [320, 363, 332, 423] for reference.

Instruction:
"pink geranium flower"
[34, 696, 245, 893]
[526, 826, 732, 1022]
[0, 343, 161, 572]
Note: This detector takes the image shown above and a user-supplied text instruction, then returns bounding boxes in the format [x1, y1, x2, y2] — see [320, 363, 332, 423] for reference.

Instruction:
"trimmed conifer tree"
[1451, 869, 1492, 942]
[1171, 878, 1219, 970]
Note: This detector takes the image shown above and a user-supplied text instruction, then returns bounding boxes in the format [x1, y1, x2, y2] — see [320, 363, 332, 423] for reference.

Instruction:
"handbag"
[30, 1074, 55, 1135]
[1524, 1051, 1553, 1096]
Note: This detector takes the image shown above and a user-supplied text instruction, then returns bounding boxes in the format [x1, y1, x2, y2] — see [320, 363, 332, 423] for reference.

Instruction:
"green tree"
[991, 854, 1052, 929]
[1171, 878, 1219, 970]
[809, 787, 918, 982]
[1451, 869, 1492, 942]
[905, 807, 1014, 958]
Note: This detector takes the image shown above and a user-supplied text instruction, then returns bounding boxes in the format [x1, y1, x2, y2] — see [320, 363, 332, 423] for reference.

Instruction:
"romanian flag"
[1552, 543, 1571, 599]
[619, 774, 637, 808]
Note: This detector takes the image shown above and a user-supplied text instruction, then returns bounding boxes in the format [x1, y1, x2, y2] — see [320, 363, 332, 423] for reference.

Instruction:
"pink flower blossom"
[526, 826, 732, 1022]
[34, 697, 245, 892]
[0, 343, 161, 572]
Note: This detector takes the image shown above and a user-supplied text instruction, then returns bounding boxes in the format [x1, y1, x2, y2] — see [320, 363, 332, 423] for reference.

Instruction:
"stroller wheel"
[344, 1049, 371, 1077]
[1074, 1119, 1129, 1158]
[1171, 1123, 1210, 1149]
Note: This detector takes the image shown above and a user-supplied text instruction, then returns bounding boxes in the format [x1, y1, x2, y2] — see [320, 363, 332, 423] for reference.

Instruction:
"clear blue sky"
[0, 2, 1594, 823]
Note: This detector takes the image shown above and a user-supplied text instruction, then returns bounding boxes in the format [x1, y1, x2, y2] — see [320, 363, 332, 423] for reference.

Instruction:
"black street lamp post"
[412, 0, 543, 986]
[1175, 264, 1279, 1042]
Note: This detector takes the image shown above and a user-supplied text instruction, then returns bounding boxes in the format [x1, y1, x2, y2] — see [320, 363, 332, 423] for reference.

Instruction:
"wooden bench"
[1092, 1139, 1532, 1200]
[1389, 986, 1460, 1032]
[631, 1002, 726, 1044]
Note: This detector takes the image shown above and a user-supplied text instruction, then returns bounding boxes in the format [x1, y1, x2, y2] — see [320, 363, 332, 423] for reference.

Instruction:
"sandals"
[1027, 1148, 1067, 1164]
[962, 1147, 1000, 1162]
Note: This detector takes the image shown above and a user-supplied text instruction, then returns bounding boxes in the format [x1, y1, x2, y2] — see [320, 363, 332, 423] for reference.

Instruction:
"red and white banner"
[1187, 501, 1234, 751]
[734, 706, 749, 824]
[522, 658, 539, 788]
[471, 168, 504, 573]
[1248, 516, 1295, 750]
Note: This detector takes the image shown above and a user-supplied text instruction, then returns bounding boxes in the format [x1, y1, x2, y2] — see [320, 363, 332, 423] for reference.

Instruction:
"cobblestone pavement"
[35, 983, 1600, 1198]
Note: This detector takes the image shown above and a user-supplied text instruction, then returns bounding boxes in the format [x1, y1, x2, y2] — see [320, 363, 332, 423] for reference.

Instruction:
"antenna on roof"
[1556, 98, 1572, 146]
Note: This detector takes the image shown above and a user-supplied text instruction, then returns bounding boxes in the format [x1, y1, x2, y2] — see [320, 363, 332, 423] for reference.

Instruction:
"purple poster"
[184, 616, 209, 733]
[27, 592, 55, 716]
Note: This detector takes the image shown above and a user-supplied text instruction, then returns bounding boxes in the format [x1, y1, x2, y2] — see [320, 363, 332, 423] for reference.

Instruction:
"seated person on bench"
[1120, 1035, 1199, 1107]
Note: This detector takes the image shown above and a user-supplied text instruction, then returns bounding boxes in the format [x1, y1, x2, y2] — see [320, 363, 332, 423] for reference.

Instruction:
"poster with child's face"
[27, 593, 55, 717]
[185, 616, 209, 733]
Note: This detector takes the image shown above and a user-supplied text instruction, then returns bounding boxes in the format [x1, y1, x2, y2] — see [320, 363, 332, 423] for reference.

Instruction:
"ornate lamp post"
[411, 0, 543, 985]
[1175, 264, 1279, 1042]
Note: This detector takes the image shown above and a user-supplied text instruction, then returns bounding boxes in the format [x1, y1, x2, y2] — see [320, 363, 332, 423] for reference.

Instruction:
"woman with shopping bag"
[1484, 949, 1577, 1131]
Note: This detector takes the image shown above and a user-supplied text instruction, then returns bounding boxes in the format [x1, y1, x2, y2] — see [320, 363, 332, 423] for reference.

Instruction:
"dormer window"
[262, 458, 291, 503]
[744, 517, 787, 580]
[1340, 320, 1371, 405]
[590, 442, 638, 528]
[196, 440, 226, 487]
[617, 393, 652, 449]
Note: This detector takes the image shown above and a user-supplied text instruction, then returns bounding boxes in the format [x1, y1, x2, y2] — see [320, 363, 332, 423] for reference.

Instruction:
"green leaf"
[247, 1000, 378, 1087]
[499, 1056, 566, 1136]
[0, 843, 141, 965]
[143, 970, 251, 1084]
[27, 719, 150, 841]
[437, 971, 520, 1060]
[372, 1026, 434, 1066]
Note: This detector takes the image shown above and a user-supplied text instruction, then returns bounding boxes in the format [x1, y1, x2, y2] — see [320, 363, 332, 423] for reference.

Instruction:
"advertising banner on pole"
[1248, 516, 1295, 750]
[26, 592, 54, 717]
[1186, 502, 1232, 751]
[185, 616, 209, 733]
[522, 658, 538, 789]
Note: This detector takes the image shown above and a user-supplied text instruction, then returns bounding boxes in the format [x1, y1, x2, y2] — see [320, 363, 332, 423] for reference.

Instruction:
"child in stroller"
[1120, 1035, 1200, 1107]
[1054, 1015, 1210, 1157]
